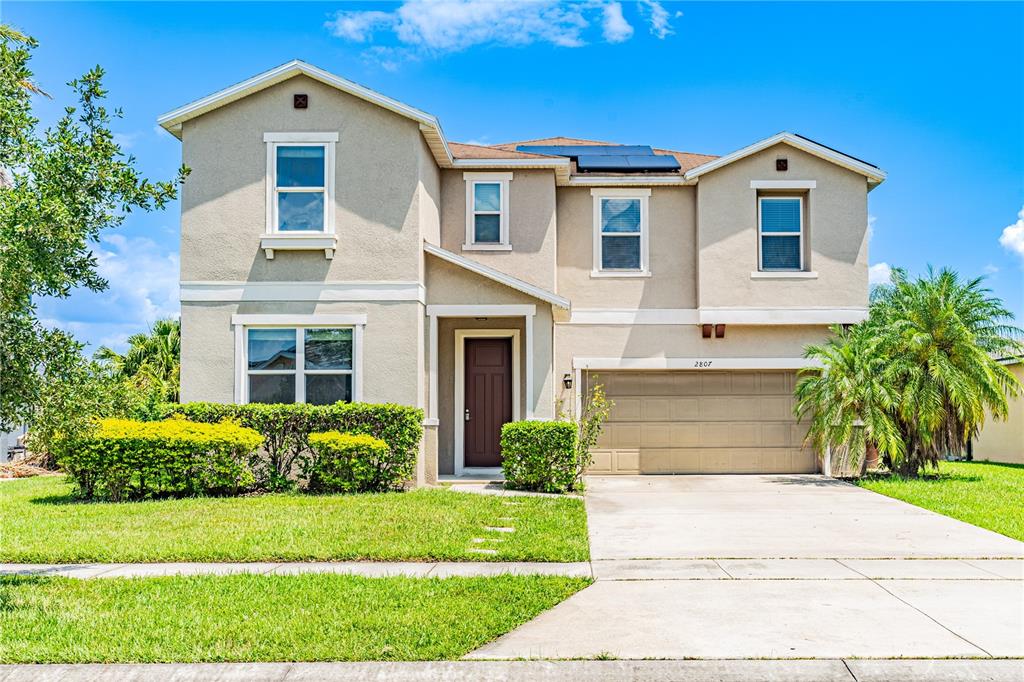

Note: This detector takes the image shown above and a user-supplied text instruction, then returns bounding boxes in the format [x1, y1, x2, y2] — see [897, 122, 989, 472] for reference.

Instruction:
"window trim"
[231, 313, 364, 404]
[463, 172, 512, 251]
[264, 132, 338, 236]
[591, 188, 651, 277]
[757, 195, 804, 272]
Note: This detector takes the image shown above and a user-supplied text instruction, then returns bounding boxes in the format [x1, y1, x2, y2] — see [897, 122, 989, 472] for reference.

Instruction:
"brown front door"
[464, 337, 513, 467]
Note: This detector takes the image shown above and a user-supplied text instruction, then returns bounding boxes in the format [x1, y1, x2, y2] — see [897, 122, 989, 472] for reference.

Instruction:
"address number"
[694, 360, 713, 368]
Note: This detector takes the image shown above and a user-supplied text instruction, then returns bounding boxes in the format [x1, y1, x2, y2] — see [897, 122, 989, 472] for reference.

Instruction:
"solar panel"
[576, 154, 681, 172]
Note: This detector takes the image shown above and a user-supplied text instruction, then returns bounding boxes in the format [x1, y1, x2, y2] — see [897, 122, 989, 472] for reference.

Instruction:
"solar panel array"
[515, 144, 681, 173]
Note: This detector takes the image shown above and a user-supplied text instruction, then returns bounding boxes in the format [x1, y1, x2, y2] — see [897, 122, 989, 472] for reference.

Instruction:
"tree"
[96, 318, 181, 402]
[0, 25, 187, 426]
[870, 267, 1023, 475]
[795, 323, 905, 475]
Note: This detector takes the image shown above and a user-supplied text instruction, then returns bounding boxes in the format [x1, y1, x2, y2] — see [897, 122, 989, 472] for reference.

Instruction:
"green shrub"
[305, 431, 411, 493]
[500, 421, 578, 493]
[59, 417, 263, 501]
[160, 402, 423, 490]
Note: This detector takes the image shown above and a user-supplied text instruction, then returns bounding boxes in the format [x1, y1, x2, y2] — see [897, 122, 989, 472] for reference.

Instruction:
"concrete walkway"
[0, 561, 591, 579]
[2, 660, 1022, 681]
[468, 475, 1024, 660]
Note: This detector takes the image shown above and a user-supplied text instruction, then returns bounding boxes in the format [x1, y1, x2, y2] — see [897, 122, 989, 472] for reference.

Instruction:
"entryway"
[463, 337, 513, 468]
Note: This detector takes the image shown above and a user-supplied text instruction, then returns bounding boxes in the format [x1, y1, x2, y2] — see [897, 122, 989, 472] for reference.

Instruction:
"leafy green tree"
[0, 25, 187, 427]
[795, 323, 905, 474]
[871, 267, 1023, 475]
[96, 318, 181, 402]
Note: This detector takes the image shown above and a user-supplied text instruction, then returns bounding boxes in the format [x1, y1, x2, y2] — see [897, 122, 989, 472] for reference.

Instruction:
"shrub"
[500, 421, 578, 493]
[59, 417, 263, 501]
[160, 402, 423, 490]
[305, 431, 410, 493]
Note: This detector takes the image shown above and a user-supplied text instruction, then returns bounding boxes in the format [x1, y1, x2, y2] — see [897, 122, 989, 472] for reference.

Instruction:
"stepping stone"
[467, 548, 498, 555]
[471, 538, 505, 544]
[483, 526, 515, 533]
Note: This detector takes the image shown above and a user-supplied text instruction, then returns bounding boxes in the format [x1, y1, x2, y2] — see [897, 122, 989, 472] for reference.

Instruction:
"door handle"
[464, 409, 471, 421]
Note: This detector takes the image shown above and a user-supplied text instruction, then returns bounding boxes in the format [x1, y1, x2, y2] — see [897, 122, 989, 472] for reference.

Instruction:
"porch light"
[562, 373, 573, 390]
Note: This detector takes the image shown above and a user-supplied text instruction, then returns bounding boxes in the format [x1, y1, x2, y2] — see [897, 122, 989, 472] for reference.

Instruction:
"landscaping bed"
[856, 461, 1024, 541]
[0, 573, 589, 662]
[0, 476, 589, 563]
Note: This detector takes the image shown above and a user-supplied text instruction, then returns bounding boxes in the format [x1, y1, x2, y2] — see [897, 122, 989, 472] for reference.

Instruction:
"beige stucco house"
[972, 360, 1024, 464]
[159, 60, 886, 483]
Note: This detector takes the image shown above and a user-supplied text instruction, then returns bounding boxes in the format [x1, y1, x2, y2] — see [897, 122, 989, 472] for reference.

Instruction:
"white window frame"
[264, 132, 338, 236]
[231, 314, 365, 404]
[591, 188, 651, 278]
[463, 172, 512, 251]
[758, 195, 804, 272]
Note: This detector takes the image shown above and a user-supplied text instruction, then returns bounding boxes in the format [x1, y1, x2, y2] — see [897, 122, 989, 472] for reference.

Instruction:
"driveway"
[469, 475, 1024, 661]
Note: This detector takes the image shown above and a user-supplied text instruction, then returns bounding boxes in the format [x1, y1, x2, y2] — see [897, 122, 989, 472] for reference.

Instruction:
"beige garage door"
[588, 370, 816, 474]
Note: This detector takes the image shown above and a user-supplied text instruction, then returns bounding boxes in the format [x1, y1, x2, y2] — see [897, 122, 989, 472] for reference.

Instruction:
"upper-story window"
[591, 188, 650, 277]
[463, 172, 512, 251]
[758, 196, 803, 271]
[263, 132, 338, 235]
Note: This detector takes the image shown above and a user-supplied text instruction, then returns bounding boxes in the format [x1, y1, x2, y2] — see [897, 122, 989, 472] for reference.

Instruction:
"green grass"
[857, 460, 1024, 541]
[0, 477, 589, 563]
[0, 573, 589, 663]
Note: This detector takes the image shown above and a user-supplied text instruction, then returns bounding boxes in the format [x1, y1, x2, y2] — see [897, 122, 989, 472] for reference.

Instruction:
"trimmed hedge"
[305, 431, 410, 493]
[59, 417, 263, 501]
[159, 402, 423, 490]
[500, 421, 579, 493]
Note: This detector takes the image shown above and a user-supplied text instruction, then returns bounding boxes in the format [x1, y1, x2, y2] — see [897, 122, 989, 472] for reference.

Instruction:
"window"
[263, 132, 337, 235]
[759, 196, 803, 271]
[591, 189, 650, 276]
[246, 327, 353, 404]
[463, 172, 511, 249]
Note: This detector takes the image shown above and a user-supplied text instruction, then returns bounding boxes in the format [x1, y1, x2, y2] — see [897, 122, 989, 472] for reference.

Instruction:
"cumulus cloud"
[867, 214, 877, 240]
[869, 262, 892, 286]
[326, 0, 676, 65]
[998, 205, 1024, 264]
[38, 233, 179, 352]
[601, 2, 634, 43]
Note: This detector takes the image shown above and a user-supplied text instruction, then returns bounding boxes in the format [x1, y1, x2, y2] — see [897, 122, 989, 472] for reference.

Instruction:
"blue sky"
[7, 1, 1023, 351]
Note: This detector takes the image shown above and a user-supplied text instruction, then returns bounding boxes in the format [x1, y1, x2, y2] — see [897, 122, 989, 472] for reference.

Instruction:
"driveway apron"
[467, 474, 1024, 660]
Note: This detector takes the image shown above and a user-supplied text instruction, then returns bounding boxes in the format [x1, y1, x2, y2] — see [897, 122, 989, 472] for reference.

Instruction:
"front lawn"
[857, 460, 1024, 541]
[0, 573, 589, 663]
[0, 477, 589, 563]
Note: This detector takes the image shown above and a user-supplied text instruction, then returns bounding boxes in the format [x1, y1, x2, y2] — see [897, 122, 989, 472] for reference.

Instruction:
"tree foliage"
[96, 318, 181, 402]
[796, 267, 1022, 477]
[0, 25, 187, 426]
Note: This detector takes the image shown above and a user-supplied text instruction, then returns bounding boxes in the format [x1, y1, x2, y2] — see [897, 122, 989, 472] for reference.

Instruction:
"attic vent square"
[293, 94, 308, 109]
[776, 158, 788, 171]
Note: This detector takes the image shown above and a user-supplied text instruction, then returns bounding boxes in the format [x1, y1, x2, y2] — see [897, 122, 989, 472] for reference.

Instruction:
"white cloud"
[983, 264, 1000, 275]
[38, 233, 180, 352]
[867, 214, 877, 240]
[326, 0, 676, 66]
[998, 205, 1024, 264]
[112, 132, 141, 150]
[601, 2, 633, 43]
[869, 262, 892, 286]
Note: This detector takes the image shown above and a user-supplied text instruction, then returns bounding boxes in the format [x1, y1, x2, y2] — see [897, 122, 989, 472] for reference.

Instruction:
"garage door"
[587, 370, 816, 474]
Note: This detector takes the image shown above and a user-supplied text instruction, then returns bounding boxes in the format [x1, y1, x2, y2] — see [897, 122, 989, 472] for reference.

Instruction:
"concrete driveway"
[469, 475, 1024, 661]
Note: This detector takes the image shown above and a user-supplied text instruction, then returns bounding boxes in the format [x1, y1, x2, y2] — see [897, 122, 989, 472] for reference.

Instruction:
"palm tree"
[96, 318, 180, 402]
[795, 323, 905, 475]
[870, 268, 1023, 475]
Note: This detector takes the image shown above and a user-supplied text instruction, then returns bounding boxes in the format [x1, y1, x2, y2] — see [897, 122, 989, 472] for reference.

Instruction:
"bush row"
[500, 420, 580, 494]
[159, 402, 423, 490]
[59, 417, 263, 501]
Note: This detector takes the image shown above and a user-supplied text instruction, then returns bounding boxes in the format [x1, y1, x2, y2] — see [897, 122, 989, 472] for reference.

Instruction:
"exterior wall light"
[562, 373, 573, 390]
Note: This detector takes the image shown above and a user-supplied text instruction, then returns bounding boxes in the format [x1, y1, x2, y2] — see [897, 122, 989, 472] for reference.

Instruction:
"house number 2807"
[694, 360, 713, 368]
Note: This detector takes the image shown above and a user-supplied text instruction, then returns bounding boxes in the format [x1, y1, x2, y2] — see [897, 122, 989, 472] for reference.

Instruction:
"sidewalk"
[1, 659, 1021, 682]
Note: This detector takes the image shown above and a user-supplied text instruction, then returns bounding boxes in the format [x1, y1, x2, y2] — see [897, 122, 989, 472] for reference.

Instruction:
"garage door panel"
[590, 370, 815, 475]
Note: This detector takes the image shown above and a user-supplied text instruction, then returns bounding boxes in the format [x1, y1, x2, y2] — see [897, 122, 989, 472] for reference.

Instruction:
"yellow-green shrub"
[59, 417, 263, 501]
[305, 431, 409, 493]
[501, 421, 579, 493]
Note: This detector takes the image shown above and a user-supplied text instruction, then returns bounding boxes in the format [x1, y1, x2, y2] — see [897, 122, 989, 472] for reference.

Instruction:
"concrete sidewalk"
[0, 561, 592, 579]
[1, 660, 1021, 682]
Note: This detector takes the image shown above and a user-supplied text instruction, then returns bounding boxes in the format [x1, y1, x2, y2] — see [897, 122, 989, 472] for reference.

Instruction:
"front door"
[464, 337, 513, 467]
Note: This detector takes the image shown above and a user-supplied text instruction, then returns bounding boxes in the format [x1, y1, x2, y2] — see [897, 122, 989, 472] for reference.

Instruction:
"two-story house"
[159, 61, 885, 484]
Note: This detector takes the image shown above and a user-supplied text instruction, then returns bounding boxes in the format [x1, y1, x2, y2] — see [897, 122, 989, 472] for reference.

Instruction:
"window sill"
[462, 243, 513, 252]
[590, 270, 653, 279]
[261, 233, 338, 260]
[750, 271, 818, 280]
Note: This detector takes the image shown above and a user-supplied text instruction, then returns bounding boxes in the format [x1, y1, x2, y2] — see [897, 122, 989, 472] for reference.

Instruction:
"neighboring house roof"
[489, 137, 716, 175]
[448, 142, 556, 160]
[424, 243, 570, 309]
[684, 132, 887, 185]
